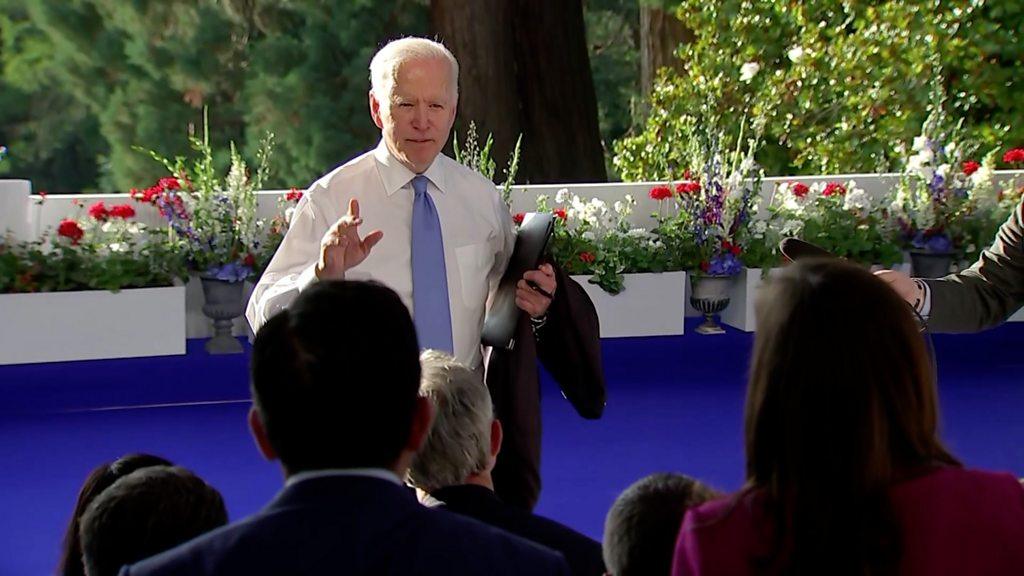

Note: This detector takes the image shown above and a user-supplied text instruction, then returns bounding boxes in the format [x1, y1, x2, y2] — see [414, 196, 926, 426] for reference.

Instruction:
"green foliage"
[454, 121, 523, 207]
[0, 215, 187, 293]
[0, 0, 427, 192]
[615, 0, 1024, 179]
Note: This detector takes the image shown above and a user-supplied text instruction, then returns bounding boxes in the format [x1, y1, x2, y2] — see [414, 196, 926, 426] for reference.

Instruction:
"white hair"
[369, 37, 459, 100]
[408, 350, 491, 491]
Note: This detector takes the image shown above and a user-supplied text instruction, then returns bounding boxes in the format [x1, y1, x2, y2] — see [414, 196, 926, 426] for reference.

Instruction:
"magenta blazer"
[673, 467, 1024, 575]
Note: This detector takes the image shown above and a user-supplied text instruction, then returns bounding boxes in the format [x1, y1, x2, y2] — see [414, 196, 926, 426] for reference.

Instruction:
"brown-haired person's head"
[58, 454, 173, 576]
[746, 258, 959, 573]
[78, 465, 227, 576]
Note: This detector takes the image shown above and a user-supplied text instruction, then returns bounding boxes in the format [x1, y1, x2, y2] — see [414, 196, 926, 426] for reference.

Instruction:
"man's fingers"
[538, 263, 555, 277]
[521, 271, 556, 296]
[349, 198, 361, 219]
[362, 230, 384, 252]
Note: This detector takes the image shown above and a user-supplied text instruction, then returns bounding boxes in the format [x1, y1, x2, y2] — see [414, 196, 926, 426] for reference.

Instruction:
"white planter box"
[571, 271, 686, 337]
[0, 179, 31, 241]
[719, 268, 783, 332]
[0, 285, 186, 365]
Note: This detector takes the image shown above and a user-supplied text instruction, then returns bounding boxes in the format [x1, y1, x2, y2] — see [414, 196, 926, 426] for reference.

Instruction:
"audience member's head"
[78, 465, 227, 576]
[746, 258, 960, 572]
[603, 473, 719, 576]
[249, 280, 430, 476]
[408, 350, 498, 491]
[58, 454, 173, 576]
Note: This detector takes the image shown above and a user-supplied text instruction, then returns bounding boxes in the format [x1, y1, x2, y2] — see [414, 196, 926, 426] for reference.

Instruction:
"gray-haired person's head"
[408, 350, 492, 491]
[369, 37, 459, 101]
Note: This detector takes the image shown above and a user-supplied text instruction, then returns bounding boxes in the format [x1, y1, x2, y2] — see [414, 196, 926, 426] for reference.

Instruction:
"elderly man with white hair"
[247, 37, 606, 510]
[410, 350, 605, 576]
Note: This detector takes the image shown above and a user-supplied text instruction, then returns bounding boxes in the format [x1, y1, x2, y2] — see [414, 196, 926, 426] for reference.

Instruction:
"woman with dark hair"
[57, 454, 172, 576]
[673, 259, 1024, 575]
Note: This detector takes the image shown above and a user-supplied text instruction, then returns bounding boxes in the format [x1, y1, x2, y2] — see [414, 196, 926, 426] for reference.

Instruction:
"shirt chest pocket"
[455, 242, 492, 308]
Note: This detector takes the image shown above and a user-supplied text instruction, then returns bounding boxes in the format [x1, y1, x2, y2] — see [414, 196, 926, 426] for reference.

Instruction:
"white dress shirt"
[246, 140, 514, 369]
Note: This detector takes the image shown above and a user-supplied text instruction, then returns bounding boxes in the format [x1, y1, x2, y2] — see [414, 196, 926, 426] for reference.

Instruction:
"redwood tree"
[431, 0, 607, 184]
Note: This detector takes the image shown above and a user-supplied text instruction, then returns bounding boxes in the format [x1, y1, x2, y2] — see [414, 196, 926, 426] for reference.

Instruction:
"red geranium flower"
[649, 185, 673, 201]
[962, 160, 981, 176]
[722, 240, 742, 256]
[554, 208, 567, 221]
[700, 260, 710, 272]
[285, 188, 304, 202]
[822, 182, 847, 197]
[1003, 148, 1024, 164]
[88, 201, 110, 221]
[57, 219, 84, 244]
[158, 177, 181, 191]
[38, 191, 48, 199]
[243, 253, 256, 267]
[512, 212, 525, 225]
[791, 182, 810, 197]
[579, 251, 596, 264]
[109, 204, 136, 219]
[676, 181, 700, 195]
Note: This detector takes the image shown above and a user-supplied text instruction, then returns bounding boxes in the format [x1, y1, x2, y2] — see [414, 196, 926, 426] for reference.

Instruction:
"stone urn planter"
[200, 275, 246, 354]
[689, 274, 736, 335]
[909, 250, 955, 278]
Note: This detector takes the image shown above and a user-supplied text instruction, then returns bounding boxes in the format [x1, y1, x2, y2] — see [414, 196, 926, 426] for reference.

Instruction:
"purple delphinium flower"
[206, 261, 253, 282]
[911, 230, 952, 253]
[704, 252, 743, 276]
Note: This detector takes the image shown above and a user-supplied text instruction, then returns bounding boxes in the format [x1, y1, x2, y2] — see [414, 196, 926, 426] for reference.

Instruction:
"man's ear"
[248, 406, 277, 462]
[369, 90, 384, 130]
[406, 396, 436, 453]
[490, 418, 503, 460]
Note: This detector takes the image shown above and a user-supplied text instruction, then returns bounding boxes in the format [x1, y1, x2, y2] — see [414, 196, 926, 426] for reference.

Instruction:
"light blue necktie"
[411, 175, 454, 353]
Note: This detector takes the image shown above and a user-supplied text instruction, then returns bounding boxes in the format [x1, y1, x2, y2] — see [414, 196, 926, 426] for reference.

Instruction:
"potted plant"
[0, 199, 188, 364]
[133, 110, 274, 353]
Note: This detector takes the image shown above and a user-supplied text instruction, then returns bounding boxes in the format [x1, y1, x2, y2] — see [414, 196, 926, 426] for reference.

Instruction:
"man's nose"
[411, 104, 427, 128]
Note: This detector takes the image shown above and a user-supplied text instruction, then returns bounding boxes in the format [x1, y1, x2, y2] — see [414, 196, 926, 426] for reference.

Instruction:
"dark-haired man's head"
[603, 473, 719, 576]
[79, 465, 227, 576]
[59, 454, 173, 576]
[248, 280, 432, 477]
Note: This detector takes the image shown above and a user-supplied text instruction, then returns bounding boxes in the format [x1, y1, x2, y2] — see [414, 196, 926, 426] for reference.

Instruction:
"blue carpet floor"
[2, 322, 1022, 575]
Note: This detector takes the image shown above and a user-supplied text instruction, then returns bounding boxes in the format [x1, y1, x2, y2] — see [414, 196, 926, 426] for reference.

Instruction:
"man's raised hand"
[316, 198, 384, 280]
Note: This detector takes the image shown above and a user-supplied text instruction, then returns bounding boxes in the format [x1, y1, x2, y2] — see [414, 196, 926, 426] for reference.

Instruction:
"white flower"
[739, 62, 760, 83]
[750, 219, 769, 236]
[936, 163, 951, 180]
[945, 141, 958, 158]
[126, 223, 142, 234]
[100, 221, 114, 233]
[624, 194, 635, 205]
[787, 45, 806, 63]
[582, 231, 596, 241]
[843, 189, 871, 213]
[109, 242, 127, 253]
[285, 207, 297, 225]
[555, 188, 569, 204]
[627, 227, 651, 239]
[912, 136, 930, 152]
[781, 219, 804, 237]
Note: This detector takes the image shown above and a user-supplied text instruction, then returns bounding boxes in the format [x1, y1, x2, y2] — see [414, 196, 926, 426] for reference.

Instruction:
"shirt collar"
[372, 139, 449, 197]
[284, 467, 403, 488]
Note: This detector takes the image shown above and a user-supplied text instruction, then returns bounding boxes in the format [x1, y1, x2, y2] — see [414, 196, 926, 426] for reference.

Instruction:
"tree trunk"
[430, 0, 521, 171]
[511, 0, 606, 183]
[640, 4, 692, 96]
[431, 0, 607, 184]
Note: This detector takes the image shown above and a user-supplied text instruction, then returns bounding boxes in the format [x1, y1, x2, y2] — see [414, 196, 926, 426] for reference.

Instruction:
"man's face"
[370, 57, 457, 174]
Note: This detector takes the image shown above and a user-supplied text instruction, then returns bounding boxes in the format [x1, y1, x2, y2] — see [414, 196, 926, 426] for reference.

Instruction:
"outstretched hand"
[316, 198, 384, 280]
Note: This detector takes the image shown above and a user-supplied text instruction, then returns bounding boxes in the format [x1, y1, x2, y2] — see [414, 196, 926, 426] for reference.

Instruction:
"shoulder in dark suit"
[427, 484, 605, 576]
[120, 476, 569, 576]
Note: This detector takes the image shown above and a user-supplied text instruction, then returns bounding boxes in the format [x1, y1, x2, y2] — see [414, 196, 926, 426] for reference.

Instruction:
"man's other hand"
[516, 263, 557, 318]
[874, 269, 920, 306]
[316, 198, 384, 280]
